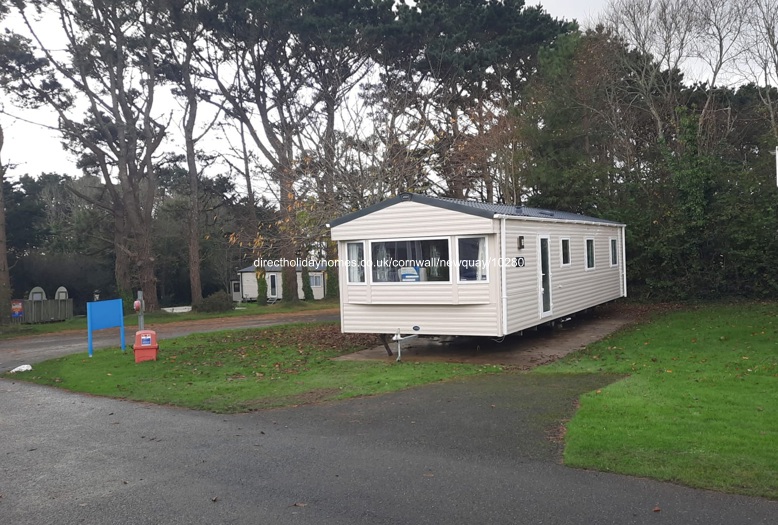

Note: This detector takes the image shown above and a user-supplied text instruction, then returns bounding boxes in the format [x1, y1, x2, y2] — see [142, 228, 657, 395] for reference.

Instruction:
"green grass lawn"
[0, 299, 339, 340]
[3, 322, 500, 413]
[534, 302, 778, 499]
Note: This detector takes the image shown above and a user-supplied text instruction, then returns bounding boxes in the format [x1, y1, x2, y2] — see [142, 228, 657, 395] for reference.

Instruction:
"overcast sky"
[0, 0, 609, 180]
[539, 0, 606, 28]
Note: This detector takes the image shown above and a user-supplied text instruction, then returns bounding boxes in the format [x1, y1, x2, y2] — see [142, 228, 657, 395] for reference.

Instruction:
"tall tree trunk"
[0, 125, 12, 325]
[279, 167, 300, 304]
[136, 233, 158, 311]
[325, 239, 339, 299]
[113, 204, 133, 295]
[322, 98, 339, 299]
[184, 90, 203, 306]
[239, 118, 258, 229]
[187, 171, 203, 307]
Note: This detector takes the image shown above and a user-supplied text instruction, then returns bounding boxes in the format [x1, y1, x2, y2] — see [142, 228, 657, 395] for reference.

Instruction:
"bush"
[301, 267, 314, 301]
[257, 272, 268, 304]
[193, 291, 235, 313]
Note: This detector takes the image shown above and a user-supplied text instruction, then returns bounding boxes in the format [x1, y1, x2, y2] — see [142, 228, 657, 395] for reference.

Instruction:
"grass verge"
[534, 302, 778, 499]
[0, 299, 339, 340]
[2, 322, 501, 413]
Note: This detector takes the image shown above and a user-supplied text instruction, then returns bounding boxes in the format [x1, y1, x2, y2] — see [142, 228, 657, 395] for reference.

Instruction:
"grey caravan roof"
[329, 192, 625, 227]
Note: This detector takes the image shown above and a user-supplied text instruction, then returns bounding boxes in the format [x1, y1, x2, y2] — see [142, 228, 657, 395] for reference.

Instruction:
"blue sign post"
[86, 299, 126, 357]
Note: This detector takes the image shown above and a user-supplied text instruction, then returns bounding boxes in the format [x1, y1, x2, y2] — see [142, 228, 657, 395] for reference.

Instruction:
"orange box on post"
[133, 330, 159, 363]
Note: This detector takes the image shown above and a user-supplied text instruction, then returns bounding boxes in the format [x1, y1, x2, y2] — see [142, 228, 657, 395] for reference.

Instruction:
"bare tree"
[741, 0, 778, 140]
[691, 0, 749, 147]
[603, 0, 697, 140]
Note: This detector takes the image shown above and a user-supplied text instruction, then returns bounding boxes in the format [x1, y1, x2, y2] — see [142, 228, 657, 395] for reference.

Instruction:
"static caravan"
[234, 264, 326, 302]
[234, 266, 260, 302]
[329, 193, 626, 338]
[263, 264, 327, 301]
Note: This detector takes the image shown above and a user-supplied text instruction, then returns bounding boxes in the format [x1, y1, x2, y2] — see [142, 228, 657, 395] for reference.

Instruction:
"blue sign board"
[86, 299, 126, 357]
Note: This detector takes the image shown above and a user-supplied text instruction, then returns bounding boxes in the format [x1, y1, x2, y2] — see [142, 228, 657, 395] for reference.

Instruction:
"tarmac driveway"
[2, 372, 776, 524]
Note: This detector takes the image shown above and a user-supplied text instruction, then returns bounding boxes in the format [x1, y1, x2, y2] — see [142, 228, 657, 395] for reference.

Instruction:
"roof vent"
[515, 206, 523, 214]
[539, 210, 554, 217]
[400, 193, 413, 201]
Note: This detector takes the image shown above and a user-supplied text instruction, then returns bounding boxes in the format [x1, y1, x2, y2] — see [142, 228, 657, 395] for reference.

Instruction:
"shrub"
[194, 291, 235, 313]
[301, 267, 314, 301]
[257, 272, 268, 304]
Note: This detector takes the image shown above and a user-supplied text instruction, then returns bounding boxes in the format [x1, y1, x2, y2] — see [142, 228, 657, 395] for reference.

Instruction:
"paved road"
[1, 373, 776, 524]
[0, 310, 340, 373]
[2, 308, 776, 523]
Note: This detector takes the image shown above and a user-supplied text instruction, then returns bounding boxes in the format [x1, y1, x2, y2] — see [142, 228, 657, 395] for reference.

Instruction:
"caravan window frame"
[560, 238, 571, 267]
[610, 238, 619, 267]
[368, 237, 452, 284]
[456, 236, 489, 283]
[585, 238, 596, 270]
[345, 241, 366, 284]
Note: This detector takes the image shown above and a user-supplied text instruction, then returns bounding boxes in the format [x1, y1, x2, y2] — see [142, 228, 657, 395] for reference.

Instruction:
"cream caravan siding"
[341, 278, 369, 304]
[504, 219, 624, 334]
[331, 200, 496, 240]
[502, 227, 539, 333]
[240, 271, 259, 300]
[456, 282, 494, 305]
[352, 281, 494, 305]
[369, 284, 454, 304]
[341, 303, 501, 336]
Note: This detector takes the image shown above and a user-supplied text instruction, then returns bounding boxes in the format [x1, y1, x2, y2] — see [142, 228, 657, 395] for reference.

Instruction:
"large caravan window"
[458, 237, 487, 281]
[371, 239, 450, 283]
[346, 242, 365, 283]
[586, 238, 595, 270]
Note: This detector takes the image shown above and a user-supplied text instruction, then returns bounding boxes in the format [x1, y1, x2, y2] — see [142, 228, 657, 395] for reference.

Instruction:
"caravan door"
[539, 236, 552, 317]
[231, 280, 242, 302]
[269, 274, 278, 298]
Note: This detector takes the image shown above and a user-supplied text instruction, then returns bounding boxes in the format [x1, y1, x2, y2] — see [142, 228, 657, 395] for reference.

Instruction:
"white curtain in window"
[476, 237, 487, 280]
[375, 243, 390, 282]
[429, 243, 440, 279]
[347, 243, 364, 283]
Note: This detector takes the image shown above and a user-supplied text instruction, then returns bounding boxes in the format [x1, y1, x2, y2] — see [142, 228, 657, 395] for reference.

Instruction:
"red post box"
[133, 330, 159, 363]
